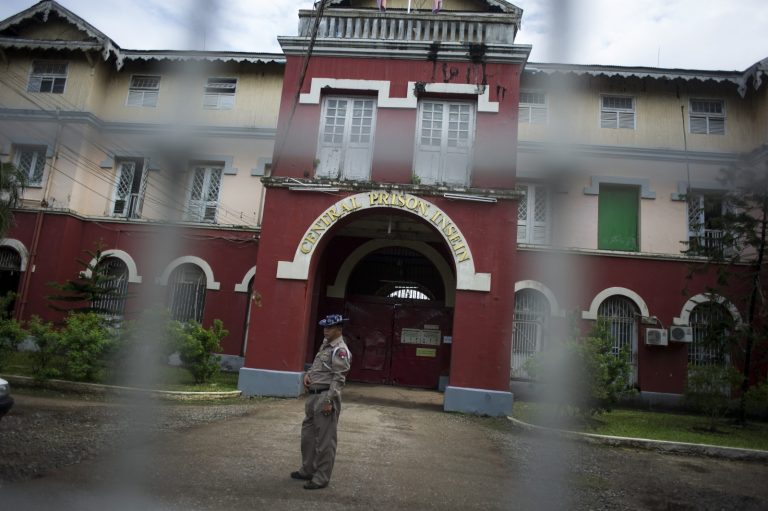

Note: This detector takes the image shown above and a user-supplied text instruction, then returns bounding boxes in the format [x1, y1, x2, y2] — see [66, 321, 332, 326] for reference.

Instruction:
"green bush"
[525, 319, 633, 419]
[684, 363, 742, 431]
[0, 292, 24, 370]
[57, 312, 115, 382]
[26, 315, 63, 380]
[168, 319, 228, 384]
[744, 382, 768, 420]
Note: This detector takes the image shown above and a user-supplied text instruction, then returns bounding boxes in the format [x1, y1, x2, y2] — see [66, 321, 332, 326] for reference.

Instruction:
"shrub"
[0, 292, 24, 370]
[57, 312, 115, 382]
[168, 319, 228, 384]
[26, 315, 63, 380]
[525, 319, 633, 419]
[684, 364, 742, 431]
[744, 382, 768, 420]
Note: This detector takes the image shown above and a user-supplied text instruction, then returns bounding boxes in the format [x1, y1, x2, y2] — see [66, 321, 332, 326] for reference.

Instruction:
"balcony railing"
[297, 8, 518, 45]
[685, 229, 734, 258]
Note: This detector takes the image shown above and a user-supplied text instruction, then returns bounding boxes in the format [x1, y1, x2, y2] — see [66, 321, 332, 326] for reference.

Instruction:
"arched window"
[689, 302, 731, 367]
[92, 257, 129, 320]
[598, 296, 638, 360]
[511, 289, 550, 379]
[168, 263, 206, 323]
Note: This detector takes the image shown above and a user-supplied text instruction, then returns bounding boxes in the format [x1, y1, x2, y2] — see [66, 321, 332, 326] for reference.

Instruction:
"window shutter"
[690, 116, 707, 134]
[600, 110, 618, 129]
[532, 186, 549, 244]
[518, 105, 530, 124]
[27, 76, 42, 93]
[203, 94, 219, 109]
[618, 112, 635, 129]
[142, 91, 159, 107]
[127, 90, 143, 107]
[517, 186, 528, 243]
[530, 106, 547, 124]
[709, 117, 725, 135]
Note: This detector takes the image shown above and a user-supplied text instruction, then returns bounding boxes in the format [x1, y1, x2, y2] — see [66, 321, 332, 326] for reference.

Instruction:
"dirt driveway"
[1, 386, 767, 510]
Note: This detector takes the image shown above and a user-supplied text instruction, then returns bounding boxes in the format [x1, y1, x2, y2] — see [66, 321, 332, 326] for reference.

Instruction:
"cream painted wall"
[1, 55, 95, 111]
[17, 19, 89, 41]
[519, 76, 764, 154]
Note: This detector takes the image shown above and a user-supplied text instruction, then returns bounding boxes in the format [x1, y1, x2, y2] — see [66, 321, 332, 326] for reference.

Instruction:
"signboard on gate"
[401, 328, 442, 346]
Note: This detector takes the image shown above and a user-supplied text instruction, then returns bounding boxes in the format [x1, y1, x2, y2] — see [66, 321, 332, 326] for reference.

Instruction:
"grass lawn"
[513, 400, 768, 451]
[1, 351, 239, 392]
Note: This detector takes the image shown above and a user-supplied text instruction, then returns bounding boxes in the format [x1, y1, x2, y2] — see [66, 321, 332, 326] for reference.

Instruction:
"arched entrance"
[342, 245, 453, 388]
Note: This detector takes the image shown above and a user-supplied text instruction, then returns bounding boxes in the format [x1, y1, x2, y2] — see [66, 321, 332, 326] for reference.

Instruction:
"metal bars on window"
[91, 257, 129, 319]
[0, 247, 21, 272]
[168, 264, 206, 323]
[15, 147, 46, 185]
[511, 289, 550, 379]
[598, 296, 638, 359]
[689, 303, 730, 367]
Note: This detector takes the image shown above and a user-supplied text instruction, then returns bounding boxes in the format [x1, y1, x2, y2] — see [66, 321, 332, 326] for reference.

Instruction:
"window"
[186, 165, 222, 223]
[413, 100, 475, 186]
[316, 97, 376, 180]
[518, 92, 547, 125]
[14, 146, 46, 186]
[92, 257, 129, 321]
[127, 75, 160, 107]
[598, 295, 638, 384]
[27, 61, 67, 93]
[203, 77, 236, 110]
[112, 159, 147, 219]
[598, 185, 639, 251]
[689, 302, 731, 367]
[517, 184, 550, 245]
[600, 95, 635, 129]
[168, 263, 206, 323]
[511, 289, 550, 379]
[686, 192, 730, 257]
[690, 99, 725, 135]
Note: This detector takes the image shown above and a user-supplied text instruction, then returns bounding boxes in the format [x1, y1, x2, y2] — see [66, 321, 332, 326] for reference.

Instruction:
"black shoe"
[290, 471, 312, 481]
[303, 481, 328, 490]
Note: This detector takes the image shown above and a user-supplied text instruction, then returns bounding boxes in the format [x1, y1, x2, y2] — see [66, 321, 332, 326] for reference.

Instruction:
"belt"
[307, 386, 330, 394]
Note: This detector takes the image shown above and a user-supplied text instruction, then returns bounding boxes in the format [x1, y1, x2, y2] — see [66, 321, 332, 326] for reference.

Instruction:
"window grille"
[689, 302, 730, 366]
[413, 100, 475, 186]
[511, 289, 550, 378]
[186, 165, 222, 223]
[600, 95, 635, 129]
[203, 77, 237, 110]
[690, 99, 725, 135]
[316, 97, 376, 180]
[91, 257, 129, 319]
[27, 61, 67, 93]
[14, 146, 46, 185]
[385, 284, 430, 300]
[518, 92, 547, 125]
[0, 247, 21, 272]
[168, 263, 206, 323]
[598, 295, 638, 361]
[516, 184, 550, 245]
[112, 159, 147, 218]
[127, 75, 160, 107]
[686, 192, 731, 257]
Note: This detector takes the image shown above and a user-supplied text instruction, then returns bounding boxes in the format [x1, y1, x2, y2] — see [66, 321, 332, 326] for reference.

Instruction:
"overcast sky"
[1, 0, 767, 71]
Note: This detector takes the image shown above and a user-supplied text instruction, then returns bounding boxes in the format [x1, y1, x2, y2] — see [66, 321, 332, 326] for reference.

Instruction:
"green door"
[598, 185, 639, 251]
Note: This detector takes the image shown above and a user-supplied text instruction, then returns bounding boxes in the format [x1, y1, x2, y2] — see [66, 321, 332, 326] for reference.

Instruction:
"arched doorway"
[0, 246, 22, 315]
[340, 243, 453, 389]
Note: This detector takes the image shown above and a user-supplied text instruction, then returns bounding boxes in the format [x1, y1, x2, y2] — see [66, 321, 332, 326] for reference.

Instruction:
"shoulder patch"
[336, 349, 348, 360]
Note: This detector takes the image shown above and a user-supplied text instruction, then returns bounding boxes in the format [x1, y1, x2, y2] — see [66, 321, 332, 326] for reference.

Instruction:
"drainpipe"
[16, 110, 63, 321]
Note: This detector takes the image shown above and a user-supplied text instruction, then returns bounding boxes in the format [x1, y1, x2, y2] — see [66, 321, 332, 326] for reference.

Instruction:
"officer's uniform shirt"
[306, 335, 351, 400]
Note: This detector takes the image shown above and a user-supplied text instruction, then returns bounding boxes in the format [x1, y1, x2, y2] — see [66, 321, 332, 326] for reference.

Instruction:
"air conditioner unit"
[669, 325, 694, 343]
[645, 328, 668, 346]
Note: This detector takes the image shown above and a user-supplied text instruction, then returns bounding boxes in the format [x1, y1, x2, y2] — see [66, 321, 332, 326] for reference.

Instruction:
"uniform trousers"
[300, 391, 342, 486]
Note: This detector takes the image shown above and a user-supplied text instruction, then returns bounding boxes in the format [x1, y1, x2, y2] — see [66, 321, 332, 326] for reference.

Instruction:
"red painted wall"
[7, 211, 258, 356]
[272, 56, 522, 188]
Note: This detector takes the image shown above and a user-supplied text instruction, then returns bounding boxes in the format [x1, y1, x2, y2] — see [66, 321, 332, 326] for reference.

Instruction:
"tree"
[47, 244, 128, 320]
[685, 161, 768, 424]
[0, 161, 28, 237]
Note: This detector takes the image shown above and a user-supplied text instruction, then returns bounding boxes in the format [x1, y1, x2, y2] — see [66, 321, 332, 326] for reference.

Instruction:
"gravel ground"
[0, 389, 262, 484]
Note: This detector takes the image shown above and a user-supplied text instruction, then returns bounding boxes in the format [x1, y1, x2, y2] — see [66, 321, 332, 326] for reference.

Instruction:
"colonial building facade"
[1, 0, 765, 415]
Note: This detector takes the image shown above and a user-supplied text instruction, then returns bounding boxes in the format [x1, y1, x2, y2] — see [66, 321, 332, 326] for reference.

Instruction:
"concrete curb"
[507, 416, 768, 463]
[2, 375, 242, 401]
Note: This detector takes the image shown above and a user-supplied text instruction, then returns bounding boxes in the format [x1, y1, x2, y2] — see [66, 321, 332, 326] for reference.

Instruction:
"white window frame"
[600, 94, 635, 129]
[203, 77, 237, 110]
[516, 183, 551, 245]
[111, 158, 148, 219]
[13, 145, 47, 186]
[185, 164, 223, 223]
[315, 96, 377, 180]
[689, 99, 725, 135]
[413, 100, 476, 186]
[126, 75, 161, 108]
[518, 91, 548, 125]
[27, 60, 68, 94]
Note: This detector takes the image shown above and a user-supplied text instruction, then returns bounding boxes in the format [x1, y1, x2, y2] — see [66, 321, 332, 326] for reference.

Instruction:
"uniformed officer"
[290, 314, 352, 490]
